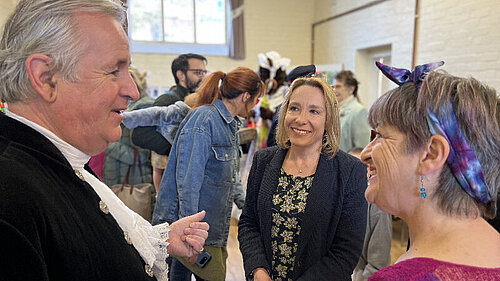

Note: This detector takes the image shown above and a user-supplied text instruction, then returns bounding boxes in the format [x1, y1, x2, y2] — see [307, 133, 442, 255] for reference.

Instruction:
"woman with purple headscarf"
[360, 62, 500, 280]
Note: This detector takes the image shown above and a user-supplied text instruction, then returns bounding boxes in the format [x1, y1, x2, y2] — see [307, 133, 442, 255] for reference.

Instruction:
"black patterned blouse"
[270, 168, 314, 281]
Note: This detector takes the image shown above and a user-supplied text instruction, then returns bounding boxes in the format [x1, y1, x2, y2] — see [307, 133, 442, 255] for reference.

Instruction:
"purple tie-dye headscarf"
[375, 61, 492, 205]
[375, 61, 444, 90]
[427, 103, 492, 204]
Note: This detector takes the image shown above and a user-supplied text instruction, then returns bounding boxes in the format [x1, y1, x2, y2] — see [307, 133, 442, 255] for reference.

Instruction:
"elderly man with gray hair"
[0, 1, 209, 280]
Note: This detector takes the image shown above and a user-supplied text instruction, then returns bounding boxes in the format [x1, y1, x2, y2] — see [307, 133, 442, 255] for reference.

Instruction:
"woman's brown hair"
[195, 67, 264, 108]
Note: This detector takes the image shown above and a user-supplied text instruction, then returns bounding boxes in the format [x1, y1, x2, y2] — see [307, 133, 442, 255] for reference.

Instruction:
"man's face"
[50, 13, 139, 155]
[184, 58, 207, 93]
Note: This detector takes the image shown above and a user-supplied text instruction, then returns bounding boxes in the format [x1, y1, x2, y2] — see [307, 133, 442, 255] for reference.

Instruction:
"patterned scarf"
[376, 61, 491, 204]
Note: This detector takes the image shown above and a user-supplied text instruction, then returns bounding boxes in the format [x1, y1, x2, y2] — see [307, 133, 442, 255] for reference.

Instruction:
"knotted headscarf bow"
[375, 61, 444, 89]
[376, 61, 492, 205]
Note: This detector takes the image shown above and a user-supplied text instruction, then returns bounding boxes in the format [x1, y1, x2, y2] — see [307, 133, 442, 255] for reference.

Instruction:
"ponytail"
[194, 67, 264, 109]
[195, 71, 225, 108]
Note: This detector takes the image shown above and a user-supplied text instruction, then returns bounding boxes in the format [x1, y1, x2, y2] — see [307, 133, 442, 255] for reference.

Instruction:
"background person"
[153, 67, 265, 281]
[238, 77, 368, 281]
[132, 53, 207, 192]
[0, 1, 208, 280]
[348, 147, 392, 281]
[103, 66, 154, 187]
[332, 70, 371, 152]
[361, 61, 500, 280]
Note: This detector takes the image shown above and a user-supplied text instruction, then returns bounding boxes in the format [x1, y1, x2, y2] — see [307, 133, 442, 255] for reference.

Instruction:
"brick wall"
[1, 0, 498, 91]
[417, 0, 500, 91]
[313, 0, 414, 75]
[313, 0, 500, 92]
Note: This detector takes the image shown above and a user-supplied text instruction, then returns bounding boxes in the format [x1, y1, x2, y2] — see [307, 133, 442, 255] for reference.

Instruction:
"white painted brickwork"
[0, 0, 498, 91]
[314, 0, 500, 92]
[417, 0, 500, 92]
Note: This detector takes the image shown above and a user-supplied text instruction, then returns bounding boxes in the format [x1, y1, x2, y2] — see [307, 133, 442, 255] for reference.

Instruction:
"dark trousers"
[167, 257, 205, 281]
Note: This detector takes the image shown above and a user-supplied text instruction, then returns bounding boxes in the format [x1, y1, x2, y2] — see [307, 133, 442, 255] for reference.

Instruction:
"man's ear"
[26, 54, 57, 102]
[176, 70, 186, 83]
[418, 134, 450, 175]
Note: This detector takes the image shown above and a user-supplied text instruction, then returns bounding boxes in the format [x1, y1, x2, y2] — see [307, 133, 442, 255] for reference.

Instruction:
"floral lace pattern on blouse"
[270, 168, 314, 281]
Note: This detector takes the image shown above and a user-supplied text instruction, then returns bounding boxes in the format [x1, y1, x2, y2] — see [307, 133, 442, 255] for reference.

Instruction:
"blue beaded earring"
[420, 176, 427, 198]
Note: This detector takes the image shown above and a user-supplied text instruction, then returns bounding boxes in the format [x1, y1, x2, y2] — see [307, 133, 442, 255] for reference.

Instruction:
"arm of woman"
[298, 161, 368, 281]
[130, 93, 179, 154]
[238, 151, 271, 279]
[124, 102, 190, 145]
[175, 129, 211, 218]
[122, 107, 164, 129]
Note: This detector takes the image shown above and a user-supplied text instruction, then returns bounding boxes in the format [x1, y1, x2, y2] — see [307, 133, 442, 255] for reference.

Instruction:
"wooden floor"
[390, 218, 409, 265]
[223, 217, 408, 281]
[225, 218, 246, 281]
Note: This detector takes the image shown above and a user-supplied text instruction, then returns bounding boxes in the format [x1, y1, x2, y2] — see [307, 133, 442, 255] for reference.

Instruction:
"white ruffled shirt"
[6, 110, 170, 281]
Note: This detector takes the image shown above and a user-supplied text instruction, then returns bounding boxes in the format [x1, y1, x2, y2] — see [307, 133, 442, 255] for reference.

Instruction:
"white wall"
[313, 0, 500, 107]
[131, 0, 315, 88]
[0, 0, 315, 90]
[313, 0, 415, 106]
[0, 0, 16, 30]
[1, 0, 498, 93]
[417, 0, 500, 90]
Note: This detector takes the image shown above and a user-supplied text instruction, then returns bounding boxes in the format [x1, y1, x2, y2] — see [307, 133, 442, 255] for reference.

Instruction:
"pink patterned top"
[368, 257, 500, 281]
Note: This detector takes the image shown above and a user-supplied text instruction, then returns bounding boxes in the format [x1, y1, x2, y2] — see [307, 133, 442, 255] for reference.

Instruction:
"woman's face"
[360, 125, 420, 215]
[332, 79, 353, 103]
[284, 85, 326, 150]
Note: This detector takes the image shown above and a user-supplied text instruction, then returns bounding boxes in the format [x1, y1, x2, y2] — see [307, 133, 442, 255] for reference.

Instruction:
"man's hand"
[167, 211, 209, 259]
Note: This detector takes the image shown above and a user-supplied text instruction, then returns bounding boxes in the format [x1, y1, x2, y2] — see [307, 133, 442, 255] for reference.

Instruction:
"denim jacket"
[122, 101, 190, 144]
[152, 99, 245, 246]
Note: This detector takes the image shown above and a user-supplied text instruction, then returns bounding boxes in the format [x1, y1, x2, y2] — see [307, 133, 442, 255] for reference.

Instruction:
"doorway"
[355, 45, 393, 109]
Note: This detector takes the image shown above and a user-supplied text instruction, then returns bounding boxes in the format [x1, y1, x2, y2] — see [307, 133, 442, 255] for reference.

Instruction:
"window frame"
[127, 0, 230, 56]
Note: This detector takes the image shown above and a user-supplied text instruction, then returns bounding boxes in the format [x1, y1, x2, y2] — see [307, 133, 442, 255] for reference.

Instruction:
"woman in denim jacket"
[153, 67, 265, 281]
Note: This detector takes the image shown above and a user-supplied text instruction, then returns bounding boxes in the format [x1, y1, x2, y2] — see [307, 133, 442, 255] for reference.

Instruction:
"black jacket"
[131, 85, 189, 155]
[0, 112, 156, 281]
[238, 146, 367, 281]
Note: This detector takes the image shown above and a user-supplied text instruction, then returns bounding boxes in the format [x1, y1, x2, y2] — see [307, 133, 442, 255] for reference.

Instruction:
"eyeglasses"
[370, 129, 378, 142]
[185, 69, 208, 76]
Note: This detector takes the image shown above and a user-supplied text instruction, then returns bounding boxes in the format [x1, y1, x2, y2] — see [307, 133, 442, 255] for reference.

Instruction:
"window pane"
[164, 0, 194, 43]
[129, 0, 163, 41]
[195, 0, 226, 44]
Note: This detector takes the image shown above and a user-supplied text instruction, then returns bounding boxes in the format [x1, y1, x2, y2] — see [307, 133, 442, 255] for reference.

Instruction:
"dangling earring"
[419, 176, 427, 198]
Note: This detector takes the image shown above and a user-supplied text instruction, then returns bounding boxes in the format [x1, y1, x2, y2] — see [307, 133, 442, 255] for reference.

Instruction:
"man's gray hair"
[0, 0, 127, 102]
